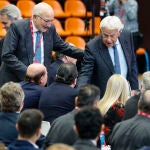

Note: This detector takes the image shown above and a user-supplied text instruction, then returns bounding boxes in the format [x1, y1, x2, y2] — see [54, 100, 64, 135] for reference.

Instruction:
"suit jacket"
[8, 140, 40, 150]
[47, 59, 64, 85]
[110, 115, 150, 150]
[39, 82, 78, 123]
[77, 30, 138, 98]
[73, 139, 100, 150]
[0, 19, 83, 86]
[43, 109, 78, 149]
[0, 112, 19, 146]
[0, 37, 4, 66]
[20, 81, 45, 111]
[123, 93, 140, 120]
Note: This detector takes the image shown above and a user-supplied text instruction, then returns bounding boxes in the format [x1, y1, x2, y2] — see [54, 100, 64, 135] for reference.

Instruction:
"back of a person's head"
[99, 74, 129, 115]
[74, 107, 103, 139]
[0, 4, 22, 20]
[25, 63, 47, 86]
[76, 84, 100, 108]
[17, 109, 44, 138]
[138, 89, 150, 114]
[0, 82, 24, 112]
[55, 63, 78, 85]
[142, 71, 150, 90]
[46, 143, 75, 150]
[100, 15, 124, 31]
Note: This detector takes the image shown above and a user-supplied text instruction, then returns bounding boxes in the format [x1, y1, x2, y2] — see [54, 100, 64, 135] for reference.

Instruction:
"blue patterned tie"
[113, 44, 121, 74]
[34, 31, 41, 63]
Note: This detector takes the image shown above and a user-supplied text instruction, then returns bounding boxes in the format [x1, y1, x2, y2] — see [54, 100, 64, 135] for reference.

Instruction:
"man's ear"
[73, 125, 78, 135]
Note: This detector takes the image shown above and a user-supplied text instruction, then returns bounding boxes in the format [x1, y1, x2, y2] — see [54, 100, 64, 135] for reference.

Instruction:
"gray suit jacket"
[0, 19, 83, 86]
[77, 30, 138, 98]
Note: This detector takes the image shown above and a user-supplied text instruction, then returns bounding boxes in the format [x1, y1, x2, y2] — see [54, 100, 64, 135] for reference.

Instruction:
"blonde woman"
[98, 74, 129, 144]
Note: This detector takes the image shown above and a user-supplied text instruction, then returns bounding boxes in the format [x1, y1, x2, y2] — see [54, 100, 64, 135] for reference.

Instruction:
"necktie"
[113, 44, 121, 74]
[34, 31, 41, 63]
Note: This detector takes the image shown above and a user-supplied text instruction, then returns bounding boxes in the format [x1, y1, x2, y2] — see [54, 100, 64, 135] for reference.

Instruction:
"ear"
[16, 124, 19, 131]
[73, 125, 78, 135]
[18, 100, 24, 112]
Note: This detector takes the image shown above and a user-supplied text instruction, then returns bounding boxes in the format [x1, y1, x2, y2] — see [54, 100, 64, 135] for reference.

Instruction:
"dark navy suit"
[77, 30, 138, 98]
[39, 82, 77, 123]
[20, 81, 45, 111]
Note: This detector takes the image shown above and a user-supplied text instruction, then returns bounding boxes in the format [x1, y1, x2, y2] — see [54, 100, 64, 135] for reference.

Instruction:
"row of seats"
[0, 0, 92, 18]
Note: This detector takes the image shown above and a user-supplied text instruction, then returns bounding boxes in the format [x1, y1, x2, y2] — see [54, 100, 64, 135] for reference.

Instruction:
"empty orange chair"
[43, 0, 70, 18]
[64, 0, 91, 17]
[17, 0, 35, 18]
[65, 36, 86, 49]
[88, 17, 101, 36]
[0, 23, 6, 39]
[0, 0, 10, 9]
[53, 19, 71, 36]
[65, 17, 87, 36]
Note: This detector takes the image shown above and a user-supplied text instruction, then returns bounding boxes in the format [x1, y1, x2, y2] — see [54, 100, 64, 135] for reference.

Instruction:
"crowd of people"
[0, 1, 149, 150]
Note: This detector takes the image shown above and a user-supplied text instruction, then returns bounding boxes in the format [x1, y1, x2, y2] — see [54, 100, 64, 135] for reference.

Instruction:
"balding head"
[25, 63, 47, 86]
[139, 89, 150, 113]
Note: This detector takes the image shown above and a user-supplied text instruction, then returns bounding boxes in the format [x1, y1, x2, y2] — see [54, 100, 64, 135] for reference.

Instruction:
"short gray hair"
[142, 71, 150, 89]
[0, 4, 22, 20]
[100, 16, 124, 31]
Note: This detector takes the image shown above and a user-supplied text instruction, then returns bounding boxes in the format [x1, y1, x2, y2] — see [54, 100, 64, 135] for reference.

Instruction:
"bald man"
[0, 2, 83, 86]
[20, 63, 47, 111]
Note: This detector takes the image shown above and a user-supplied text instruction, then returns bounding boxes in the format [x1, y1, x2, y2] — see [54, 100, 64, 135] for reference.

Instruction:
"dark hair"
[25, 70, 45, 84]
[55, 63, 78, 85]
[17, 109, 44, 138]
[139, 89, 150, 113]
[77, 85, 100, 107]
[74, 107, 103, 139]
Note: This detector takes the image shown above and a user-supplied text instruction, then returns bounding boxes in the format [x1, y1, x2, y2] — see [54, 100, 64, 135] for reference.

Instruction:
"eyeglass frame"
[36, 15, 54, 24]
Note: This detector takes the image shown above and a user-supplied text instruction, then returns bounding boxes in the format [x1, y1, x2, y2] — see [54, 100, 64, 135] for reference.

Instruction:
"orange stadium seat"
[43, 0, 70, 18]
[0, 0, 10, 9]
[17, 0, 35, 18]
[0, 23, 6, 39]
[65, 36, 86, 50]
[53, 19, 71, 36]
[65, 17, 87, 36]
[64, 0, 92, 17]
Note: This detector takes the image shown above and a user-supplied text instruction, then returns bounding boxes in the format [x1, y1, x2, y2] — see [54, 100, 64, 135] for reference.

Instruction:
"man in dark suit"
[8, 109, 43, 150]
[20, 63, 47, 111]
[39, 63, 78, 123]
[110, 89, 150, 150]
[73, 107, 103, 150]
[0, 2, 83, 86]
[0, 82, 24, 146]
[0, 4, 22, 66]
[123, 71, 150, 120]
[77, 15, 138, 98]
[43, 84, 100, 149]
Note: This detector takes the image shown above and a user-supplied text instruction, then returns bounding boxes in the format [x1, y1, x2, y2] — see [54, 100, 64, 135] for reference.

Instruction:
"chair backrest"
[43, 0, 70, 18]
[17, 0, 35, 18]
[65, 36, 86, 49]
[0, 0, 10, 9]
[64, 0, 86, 17]
[0, 23, 6, 39]
[88, 17, 101, 35]
[65, 17, 86, 36]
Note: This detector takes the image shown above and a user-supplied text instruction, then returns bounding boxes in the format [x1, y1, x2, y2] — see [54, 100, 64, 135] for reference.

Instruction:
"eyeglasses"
[37, 15, 54, 23]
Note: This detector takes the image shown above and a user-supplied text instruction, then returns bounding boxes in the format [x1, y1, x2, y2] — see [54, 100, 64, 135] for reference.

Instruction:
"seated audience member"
[0, 4, 22, 65]
[43, 84, 100, 149]
[48, 52, 77, 85]
[0, 82, 24, 146]
[123, 71, 150, 120]
[8, 109, 43, 150]
[98, 74, 129, 144]
[39, 63, 78, 123]
[46, 143, 75, 150]
[20, 63, 47, 111]
[110, 89, 150, 150]
[73, 107, 103, 150]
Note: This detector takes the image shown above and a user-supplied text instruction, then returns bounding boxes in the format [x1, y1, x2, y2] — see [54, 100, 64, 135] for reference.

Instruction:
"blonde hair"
[98, 74, 129, 116]
[46, 144, 75, 150]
